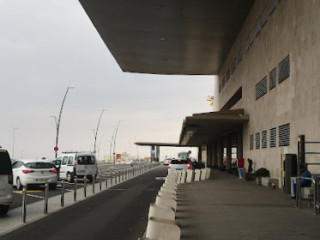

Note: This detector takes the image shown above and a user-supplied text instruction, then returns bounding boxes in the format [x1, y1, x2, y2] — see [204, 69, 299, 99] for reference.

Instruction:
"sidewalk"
[176, 170, 320, 240]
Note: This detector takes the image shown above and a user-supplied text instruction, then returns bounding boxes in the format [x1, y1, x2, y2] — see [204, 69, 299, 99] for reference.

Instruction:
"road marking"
[14, 191, 44, 199]
[14, 190, 42, 193]
[155, 177, 166, 180]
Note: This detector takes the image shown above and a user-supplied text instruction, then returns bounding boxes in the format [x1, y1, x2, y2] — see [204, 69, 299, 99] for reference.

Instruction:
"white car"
[163, 158, 173, 166]
[12, 159, 58, 190]
[168, 159, 192, 173]
[0, 148, 13, 215]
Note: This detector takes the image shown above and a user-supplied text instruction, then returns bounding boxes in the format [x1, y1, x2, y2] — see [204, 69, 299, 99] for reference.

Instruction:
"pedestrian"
[300, 164, 312, 187]
[237, 158, 244, 179]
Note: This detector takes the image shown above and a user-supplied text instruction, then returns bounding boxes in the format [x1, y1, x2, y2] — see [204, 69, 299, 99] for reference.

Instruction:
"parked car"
[163, 158, 173, 166]
[0, 147, 13, 215]
[12, 159, 58, 190]
[168, 159, 193, 173]
[56, 152, 98, 182]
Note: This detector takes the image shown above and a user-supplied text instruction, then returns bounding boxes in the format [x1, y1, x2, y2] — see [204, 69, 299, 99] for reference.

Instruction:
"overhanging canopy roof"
[135, 142, 182, 147]
[79, 0, 254, 75]
[180, 109, 249, 146]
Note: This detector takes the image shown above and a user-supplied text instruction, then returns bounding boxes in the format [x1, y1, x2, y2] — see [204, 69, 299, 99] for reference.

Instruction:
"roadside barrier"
[139, 168, 212, 240]
[15, 163, 160, 224]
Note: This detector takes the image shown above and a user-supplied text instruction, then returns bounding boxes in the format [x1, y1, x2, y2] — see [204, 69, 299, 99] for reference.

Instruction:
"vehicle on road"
[12, 159, 58, 190]
[0, 147, 13, 215]
[168, 159, 192, 173]
[163, 158, 173, 165]
[56, 152, 98, 182]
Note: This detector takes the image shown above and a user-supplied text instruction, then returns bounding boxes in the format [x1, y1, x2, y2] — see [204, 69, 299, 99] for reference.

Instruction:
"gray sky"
[0, 0, 216, 160]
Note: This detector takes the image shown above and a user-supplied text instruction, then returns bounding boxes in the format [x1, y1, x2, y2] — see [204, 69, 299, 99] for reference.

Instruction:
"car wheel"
[16, 177, 23, 190]
[0, 205, 10, 215]
[49, 183, 57, 190]
[66, 172, 74, 183]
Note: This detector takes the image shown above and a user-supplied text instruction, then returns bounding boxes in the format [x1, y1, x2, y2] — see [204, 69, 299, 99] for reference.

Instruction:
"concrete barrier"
[145, 217, 180, 240]
[194, 169, 201, 181]
[156, 195, 177, 211]
[180, 171, 186, 184]
[148, 203, 175, 221]
[160, 186, 176, 195]
[177, 171, 182, 184]
[158, 190, 177, 200]
[163, 182, 177, 189]
[186, 170, 193, 183]
[206, 168, 211, 180]
[200, 169, 207, 181]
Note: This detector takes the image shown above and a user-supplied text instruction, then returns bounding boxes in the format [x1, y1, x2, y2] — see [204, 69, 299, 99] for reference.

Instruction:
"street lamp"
[52, 86, 74, 158]
[93, 109, 107, 156]
[112, 120, 122, 164]
[12, 128, 18, 160]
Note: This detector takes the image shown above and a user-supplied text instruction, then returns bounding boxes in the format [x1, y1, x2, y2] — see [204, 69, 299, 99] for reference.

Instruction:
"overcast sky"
[0, 0, 217, 161]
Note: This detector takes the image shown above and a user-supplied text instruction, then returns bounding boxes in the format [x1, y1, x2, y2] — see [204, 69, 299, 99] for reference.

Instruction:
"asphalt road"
[1, 166, 167, 240]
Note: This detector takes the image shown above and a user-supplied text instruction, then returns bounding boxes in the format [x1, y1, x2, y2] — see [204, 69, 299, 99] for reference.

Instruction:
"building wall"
[217, 0, 320, 179]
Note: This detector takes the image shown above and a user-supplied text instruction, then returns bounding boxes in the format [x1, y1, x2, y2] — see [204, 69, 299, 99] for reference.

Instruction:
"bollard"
[22, 186, 27, 223]
[74, 177, 77, 202]
[133, 167, 135, 177]
[99, 176, 102, 191]
[44, 182, 49, 214]
[92, 175, 95, 194]
[84, 177, 87, 198]
[61, 180, 65, 207]
[105, 173, 108, 188]
[114, 171, 117, 184]
[118, 170, 121, 183]
[122, 170, 124, 181]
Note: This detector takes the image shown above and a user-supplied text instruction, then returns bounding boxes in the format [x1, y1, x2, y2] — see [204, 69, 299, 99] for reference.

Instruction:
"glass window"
[67, 156, 74, 165]
[77, 156, 96, 165]
[0, 151, 12, 174]
[62, 156, 68, 165]
[25, 162, 54, 169]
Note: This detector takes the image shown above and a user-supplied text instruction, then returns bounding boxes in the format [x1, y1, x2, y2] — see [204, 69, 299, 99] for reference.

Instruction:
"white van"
[0, 147, 13, 215]
[55, 152, 98, 182]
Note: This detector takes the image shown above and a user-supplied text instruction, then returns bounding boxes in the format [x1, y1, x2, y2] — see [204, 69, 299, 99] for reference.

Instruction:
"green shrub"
[254, 168, 270, 177]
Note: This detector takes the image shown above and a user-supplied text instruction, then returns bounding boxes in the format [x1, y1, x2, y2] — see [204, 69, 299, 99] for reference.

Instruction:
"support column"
[151, 145, 155, 162]
[226, 136, 232, 171]
[212, 141, 218, 167]
[156, 146, 160, 162]
[217, 139, 223, 167]
[237, 130, 243, 159]
[207, 142, 213, 167]
[198, 146, 202, 163]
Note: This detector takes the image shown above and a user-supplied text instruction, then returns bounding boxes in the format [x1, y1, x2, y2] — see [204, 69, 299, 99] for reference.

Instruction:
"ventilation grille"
[255, 132, 260, 149]
[279, 123, 290, 146]
[261, 7, 268, 26]
[237, 47, 243, 64]
[231, 58, 236, 74]
[270, 128, 276, 148]
[262, 130, 267, 149]
[269, 0, 276, 15]
[255, 18, 261, 36]
[279, 55, 290, 84]
[249, 134, 254, 150]
[269, 68, 276, 90]
[256, 76, 268, 100]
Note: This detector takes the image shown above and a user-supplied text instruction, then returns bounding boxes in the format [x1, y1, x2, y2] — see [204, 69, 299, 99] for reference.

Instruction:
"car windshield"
[0, 151, 12, 174]
[171, 160, 189, 164]
[77, 156, 95, 165]
[25, 162, 54, 169]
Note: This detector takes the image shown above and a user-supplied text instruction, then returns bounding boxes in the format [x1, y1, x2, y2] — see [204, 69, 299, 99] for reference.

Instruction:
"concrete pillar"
[198, 146, 202, 163]
[212, 141, 218, 167]
[237, 130, 243, 159]
[226, 136, 232, 170]
[151, 145, 155, 162]
[206, 142, 213, 167]
[156, 146, 160, 162]
[217, 139, 223, 167]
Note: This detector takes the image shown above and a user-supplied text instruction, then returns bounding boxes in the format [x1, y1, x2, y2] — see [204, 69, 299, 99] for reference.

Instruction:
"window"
[279, 123, 290, 146]
[262, 130, 267, 149]
[77, 156, 96, 165]
[269, 67, 276, 90]
[0, 151, 12, 173]
[68, 156, 74, 165]
[25, 162, 54, 169]
[269, 0, 276, 15]
[249, 134, 254, 150]
[62, 156, 68, 165]
[256, 76, 268, 100]
[255, 132, 260, 149]
[278, 55, 290, 84]
[270, 128, 276, 148]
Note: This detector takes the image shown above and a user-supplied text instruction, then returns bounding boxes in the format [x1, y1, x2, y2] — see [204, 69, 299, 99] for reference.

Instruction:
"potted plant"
[254, 168, 270, 185]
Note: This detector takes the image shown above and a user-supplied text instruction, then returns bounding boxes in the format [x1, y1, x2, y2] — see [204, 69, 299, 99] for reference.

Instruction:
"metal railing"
[295, 176, 320, 215]
[20, 163, 160, 222]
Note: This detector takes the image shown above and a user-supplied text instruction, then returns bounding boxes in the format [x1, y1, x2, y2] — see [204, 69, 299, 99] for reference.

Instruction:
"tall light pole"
[12, 128, 18, 160]
[52, 86, 74, 158]
[93, 109, 107, 156]
[112, 120, 122, 164]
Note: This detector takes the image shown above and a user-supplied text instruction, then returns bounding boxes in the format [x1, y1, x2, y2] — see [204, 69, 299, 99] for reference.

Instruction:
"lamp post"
[52, 86, 74, 158]
[12, 128, 18, 160]
[93, 109, 107, 156]
[112, 120, 122, 164]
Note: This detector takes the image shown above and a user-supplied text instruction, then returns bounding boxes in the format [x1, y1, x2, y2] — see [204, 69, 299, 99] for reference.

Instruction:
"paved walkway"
[176, 170, 320, 240]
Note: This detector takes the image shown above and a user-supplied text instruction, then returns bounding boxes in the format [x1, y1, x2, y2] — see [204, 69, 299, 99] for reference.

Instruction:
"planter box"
[261, 177, 270, 187]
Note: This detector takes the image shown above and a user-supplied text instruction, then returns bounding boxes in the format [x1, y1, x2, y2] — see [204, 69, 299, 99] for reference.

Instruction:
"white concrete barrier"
[186, 169, 193, 183]
[146, 217, 180, 240]
[194, 169, 201, 181]
[177, 171, 182, 184]
[148, 203, 175, 221]
[156, 195, 177, 211]
[158, 191, 177, 200]
[180, 171, 186, 184]
[163, 182, 177, 189]
[200, 169, 207, 181]
[206, 168, 211, 180]
[160, 186, 176, 195]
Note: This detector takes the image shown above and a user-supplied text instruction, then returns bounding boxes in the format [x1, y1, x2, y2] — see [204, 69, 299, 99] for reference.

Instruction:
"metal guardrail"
[295, 176, 320, 215]
[19, 163, 160, 222]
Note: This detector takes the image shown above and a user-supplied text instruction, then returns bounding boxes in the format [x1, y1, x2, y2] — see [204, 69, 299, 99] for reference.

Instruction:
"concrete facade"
[217, 0, 320, 179]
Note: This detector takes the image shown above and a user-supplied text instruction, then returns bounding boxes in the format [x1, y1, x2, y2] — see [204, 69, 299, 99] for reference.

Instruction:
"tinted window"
[0, 151, 12, 174]
[77, 156, 95, 165]
[62, 156, 68, 165]
[25, 162, 54, 169]
[67, 156, 74, 165]
[171, 160, 189, 164]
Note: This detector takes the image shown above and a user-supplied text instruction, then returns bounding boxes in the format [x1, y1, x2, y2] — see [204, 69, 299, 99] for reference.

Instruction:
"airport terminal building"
[79, 0, 320, 185]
